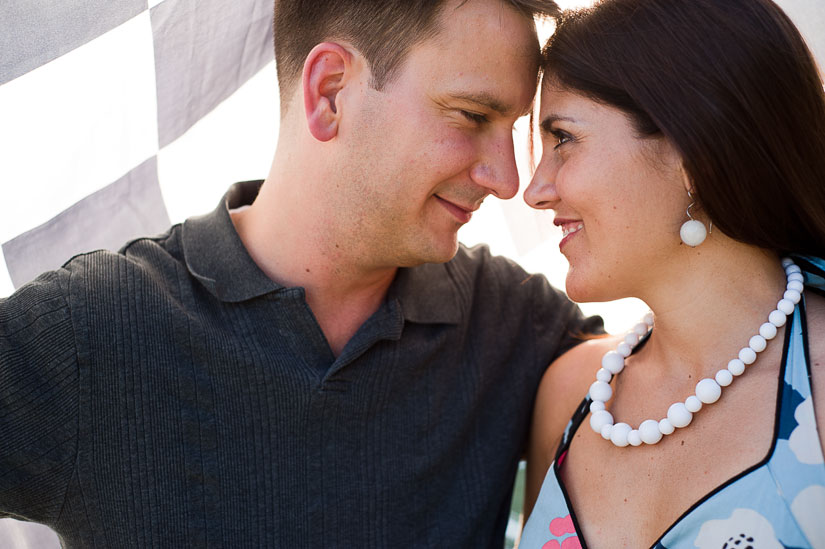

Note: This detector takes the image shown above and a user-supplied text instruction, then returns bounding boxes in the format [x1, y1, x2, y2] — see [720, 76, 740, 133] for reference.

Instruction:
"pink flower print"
[550, 515, 575, 537]
[542, 515, 582, 549]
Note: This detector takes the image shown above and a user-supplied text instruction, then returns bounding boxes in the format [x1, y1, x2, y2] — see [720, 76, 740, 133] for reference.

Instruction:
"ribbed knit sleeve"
[0, 269, 79, 525]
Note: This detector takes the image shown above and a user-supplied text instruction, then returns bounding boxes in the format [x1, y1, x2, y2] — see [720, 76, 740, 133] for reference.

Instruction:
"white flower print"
[694, 508, 782, 549]
[788, 397, 825, 465]
[791, 485, 825, 547]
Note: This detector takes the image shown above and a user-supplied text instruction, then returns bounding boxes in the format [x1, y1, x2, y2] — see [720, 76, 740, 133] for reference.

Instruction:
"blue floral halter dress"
[520, 256, 825, 549]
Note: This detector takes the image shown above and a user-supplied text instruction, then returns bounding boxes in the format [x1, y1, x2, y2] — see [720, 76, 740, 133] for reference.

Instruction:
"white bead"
[784, 289, 801, 304]
[787, 280, 804, 292]
[616, 342, 632, 357]
[596, 368, 613, 383]
[680, 219, 707, 247]
[727, 358, 746, 376]
[628, 430, 642, 447]
[769, 309, 787, 327]
[644, 312, 655, 327]
[685, 395, 703, 413]
[667, 402, 693, 428]
[781, 257, 794, 268]
[777, 299, 795, 315]
[610, 422, 632, 447]
[601, 424, 613, 440]
[738, 347, 757, 364]
[602, 351, 625, 374]
[633, 322, 649, 336]
[696, 378, 722, 404]
[759, 322, 778, 340]
[786, 264, 801, 275]
[590, 410, 614, 434]
[624, 332, 639, 346]
[639, 419, 663, 444]
[715, 369, 733, 387]
[590, 400, 606, 412]
[658, 418, 675, 435]
[748, 335, 767, 353]
[589, 380, 612, 402]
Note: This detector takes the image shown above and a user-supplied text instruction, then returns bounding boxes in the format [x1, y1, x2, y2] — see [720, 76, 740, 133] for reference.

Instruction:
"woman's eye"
[551, 130, 573, 150]
[460, 110, 488, 125]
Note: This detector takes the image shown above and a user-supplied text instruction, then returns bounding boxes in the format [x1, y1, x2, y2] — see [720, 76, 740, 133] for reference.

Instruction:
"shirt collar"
[182, 180, 282, 302]
[182, 180, 462, 323]
[390, 261, 462, 324]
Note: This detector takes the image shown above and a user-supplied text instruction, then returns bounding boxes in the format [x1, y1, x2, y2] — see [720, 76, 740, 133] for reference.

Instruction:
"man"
[0, 0, 600, 546]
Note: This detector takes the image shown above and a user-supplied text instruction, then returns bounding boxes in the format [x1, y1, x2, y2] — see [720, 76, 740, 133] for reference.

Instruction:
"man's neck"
[230, 185, 397, 357]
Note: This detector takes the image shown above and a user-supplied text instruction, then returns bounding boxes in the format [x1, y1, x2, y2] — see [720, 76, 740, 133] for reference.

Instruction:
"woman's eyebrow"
[539, 114, 578, 135]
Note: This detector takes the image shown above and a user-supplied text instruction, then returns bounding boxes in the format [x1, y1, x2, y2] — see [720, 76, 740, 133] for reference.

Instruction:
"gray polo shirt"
[0, 180, 601, 548]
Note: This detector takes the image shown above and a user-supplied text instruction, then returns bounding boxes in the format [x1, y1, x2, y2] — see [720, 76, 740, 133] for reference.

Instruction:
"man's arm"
[526, 270, 604, 363]
[0, 269, 79, 525]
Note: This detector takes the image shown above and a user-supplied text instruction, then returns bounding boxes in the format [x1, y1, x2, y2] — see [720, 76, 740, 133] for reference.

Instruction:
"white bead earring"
[679, 190, 710, 247]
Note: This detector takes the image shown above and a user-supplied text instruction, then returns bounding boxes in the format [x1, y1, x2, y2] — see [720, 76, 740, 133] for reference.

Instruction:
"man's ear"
[302, 42, 352, 142]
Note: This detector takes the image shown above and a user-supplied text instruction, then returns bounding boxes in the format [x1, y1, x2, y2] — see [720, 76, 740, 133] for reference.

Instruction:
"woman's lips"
[556, 220, 584, 249]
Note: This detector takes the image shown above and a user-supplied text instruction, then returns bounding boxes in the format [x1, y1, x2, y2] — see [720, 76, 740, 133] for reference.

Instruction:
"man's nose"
[469, 132, 519, 200]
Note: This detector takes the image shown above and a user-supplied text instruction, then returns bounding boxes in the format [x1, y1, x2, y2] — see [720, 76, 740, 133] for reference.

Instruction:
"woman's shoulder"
[525, 335, 620, 515]
[529, 337, 619, 456]
[542, 335, 620, 394]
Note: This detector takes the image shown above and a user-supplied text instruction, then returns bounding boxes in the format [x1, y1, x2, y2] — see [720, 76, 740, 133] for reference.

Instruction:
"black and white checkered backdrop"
[0, 0, 277, 301]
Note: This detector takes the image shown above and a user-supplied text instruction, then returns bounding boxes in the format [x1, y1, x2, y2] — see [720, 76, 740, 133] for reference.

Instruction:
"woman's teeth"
[562, 223, 584, 238]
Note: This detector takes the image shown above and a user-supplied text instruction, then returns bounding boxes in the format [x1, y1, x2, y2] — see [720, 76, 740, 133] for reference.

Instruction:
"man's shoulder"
[59, 224, 185, 292]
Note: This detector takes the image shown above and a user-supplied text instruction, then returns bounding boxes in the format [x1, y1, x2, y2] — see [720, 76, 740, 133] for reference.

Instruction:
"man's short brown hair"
[273, 0, 560, 108]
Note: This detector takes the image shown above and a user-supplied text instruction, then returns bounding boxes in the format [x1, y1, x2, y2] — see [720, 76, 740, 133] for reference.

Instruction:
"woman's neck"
[632, 243, 786, 379]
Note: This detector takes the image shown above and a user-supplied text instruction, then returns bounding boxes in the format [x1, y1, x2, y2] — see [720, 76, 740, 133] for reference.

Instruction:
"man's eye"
[460, 110, 488, 124]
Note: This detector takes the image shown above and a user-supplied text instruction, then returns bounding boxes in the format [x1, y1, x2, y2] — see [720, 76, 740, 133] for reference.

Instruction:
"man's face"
[335, 0, 539, 268]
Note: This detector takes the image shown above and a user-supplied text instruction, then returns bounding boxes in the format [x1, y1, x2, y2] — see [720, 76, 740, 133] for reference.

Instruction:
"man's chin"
[399, 239, 459, 267]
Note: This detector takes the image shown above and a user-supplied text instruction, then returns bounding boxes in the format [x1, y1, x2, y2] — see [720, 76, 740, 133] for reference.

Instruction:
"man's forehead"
[429, 0, 539, 48]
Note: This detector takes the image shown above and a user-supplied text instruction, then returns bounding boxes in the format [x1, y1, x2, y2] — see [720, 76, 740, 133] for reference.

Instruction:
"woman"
[519, 0, 825, 547]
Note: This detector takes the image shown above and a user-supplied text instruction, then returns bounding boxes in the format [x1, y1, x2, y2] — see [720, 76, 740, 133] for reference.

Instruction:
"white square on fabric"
[0, 11, 158, 244]
[157, 62, 279, 224]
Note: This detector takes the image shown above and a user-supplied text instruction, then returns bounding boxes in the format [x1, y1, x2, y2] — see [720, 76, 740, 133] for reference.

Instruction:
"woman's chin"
[564, 270, 614, 304]
[564, 274, 590, 303]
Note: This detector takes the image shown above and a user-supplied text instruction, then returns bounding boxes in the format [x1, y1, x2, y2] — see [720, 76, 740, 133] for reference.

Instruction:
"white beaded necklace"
[589, 258, 804, 447]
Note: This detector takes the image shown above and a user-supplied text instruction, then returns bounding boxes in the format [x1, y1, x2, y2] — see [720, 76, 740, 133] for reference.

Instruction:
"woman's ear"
[302, 42, 352, 142]
[679, 164, 694, 195]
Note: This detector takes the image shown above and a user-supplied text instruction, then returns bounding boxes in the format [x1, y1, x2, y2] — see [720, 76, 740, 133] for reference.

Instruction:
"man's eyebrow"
[539, 114, 578, 135]
[447, 91, 518, 116]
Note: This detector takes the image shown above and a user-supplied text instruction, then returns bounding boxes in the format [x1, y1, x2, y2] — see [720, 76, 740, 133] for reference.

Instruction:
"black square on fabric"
[2, 156, 170, 289]
[151, 0, 274, 147]
[0, 0, 147, 85]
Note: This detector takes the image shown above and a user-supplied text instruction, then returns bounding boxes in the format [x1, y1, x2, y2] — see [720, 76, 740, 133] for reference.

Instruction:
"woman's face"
[524, 82, 688, 303]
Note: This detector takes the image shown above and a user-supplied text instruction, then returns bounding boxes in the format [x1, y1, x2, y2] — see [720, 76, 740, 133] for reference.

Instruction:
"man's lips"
[436, 196, 477, 224]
